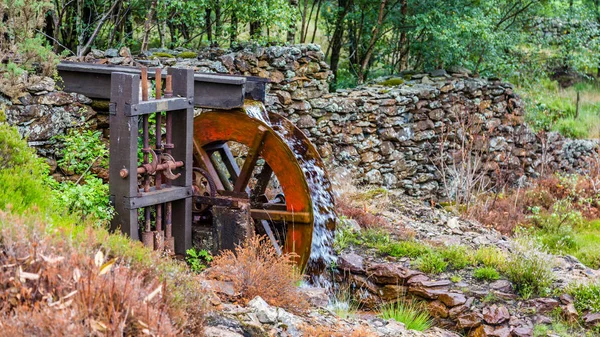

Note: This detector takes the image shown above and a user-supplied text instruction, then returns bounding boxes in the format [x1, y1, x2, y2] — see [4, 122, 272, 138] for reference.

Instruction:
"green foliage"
[473, 267, 500, 281]
[383, 241, 431, 258]
[568, 282, 600, 314]
[552, 118, 589, 139]
[52, 177, 113, 225]
[504, 237, 554, 298]
[380, 78, 405, 87]
[450, 275, 462, 283]
[185, 248, 213, 273]
[438, 245, 472, 269]
[57, 128, 108, 175]
[380, 301, 432, 331]
[413, 252, 448, 274]
[0, 122, 52, 214]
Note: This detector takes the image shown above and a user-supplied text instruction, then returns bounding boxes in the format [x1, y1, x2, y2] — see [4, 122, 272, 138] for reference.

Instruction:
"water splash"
[243, 103, 336, 286]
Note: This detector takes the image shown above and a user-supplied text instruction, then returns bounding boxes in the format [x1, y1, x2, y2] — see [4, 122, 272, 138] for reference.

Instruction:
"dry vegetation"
[301, 324, 377, 337]
[205, 235, 308, 313]
[0, 211, 206, 336]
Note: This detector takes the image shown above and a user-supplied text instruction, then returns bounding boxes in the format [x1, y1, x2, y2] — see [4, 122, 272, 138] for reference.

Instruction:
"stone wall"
[132, 44, 595, 198]
[4, 44, 598, 199]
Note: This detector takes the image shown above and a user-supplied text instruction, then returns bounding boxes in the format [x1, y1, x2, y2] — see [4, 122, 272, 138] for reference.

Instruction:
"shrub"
[383, 240, 431, 258]
[0, 123, 52, 214]
[567, 282, 600, 314]
[413, 252, 448, 274]
[336, 197, 389, 229]
[380, 301, 432, 331]
[474, 246, 507, 269]
[206, 235, 308, 312]
[552, 118, 588, 139]
[57, 128, 108, 175]
[53, 176, 113, 225]
[185, 248, 213, 273]
[504, 237, 555, 297]
[473, 267, 500, 281]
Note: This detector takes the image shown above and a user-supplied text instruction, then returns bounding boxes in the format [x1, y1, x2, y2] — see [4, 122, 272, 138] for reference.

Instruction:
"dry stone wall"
[3, 44, 598, 199]
[138, 44, 596, 198]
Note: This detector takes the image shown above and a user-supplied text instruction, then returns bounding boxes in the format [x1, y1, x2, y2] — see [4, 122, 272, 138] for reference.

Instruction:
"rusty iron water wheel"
[192, 109, 334, 272]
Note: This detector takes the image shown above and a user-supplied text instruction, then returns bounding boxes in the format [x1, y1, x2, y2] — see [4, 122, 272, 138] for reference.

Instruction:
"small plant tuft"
[185, 248, 213, 273]
[473, 267, 500, 281]
[380, 301, 432, 331]
[413, 252, 448, 274]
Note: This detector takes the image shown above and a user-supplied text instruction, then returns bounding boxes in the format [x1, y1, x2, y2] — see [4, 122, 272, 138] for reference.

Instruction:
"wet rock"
[490, 280, 512, 293]
[300, 287, 328, 308]
[511, 326, 533, 337]
[456, 311, 483, 329]
[428, 300, 449, 318]
[204, 326, 245, 337]
[248, 296, 278, 324]
[482, 305, 510, 325]
[438, 292, 467, 307]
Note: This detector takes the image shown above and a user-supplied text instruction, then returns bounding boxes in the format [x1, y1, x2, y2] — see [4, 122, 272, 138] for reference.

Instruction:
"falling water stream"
[243, 101, 337, 286]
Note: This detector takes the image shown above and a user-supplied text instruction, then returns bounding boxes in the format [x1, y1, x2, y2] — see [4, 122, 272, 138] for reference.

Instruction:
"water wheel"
[192, 103, 336, 273]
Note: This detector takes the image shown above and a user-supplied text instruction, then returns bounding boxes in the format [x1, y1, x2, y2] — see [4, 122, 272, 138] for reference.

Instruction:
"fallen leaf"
[94, 250, 104, 267]
[90, 319, 107, 332]
[73, 268, 81, 282]
[40, 254, 65, 264]
[99, 258, 117, 275]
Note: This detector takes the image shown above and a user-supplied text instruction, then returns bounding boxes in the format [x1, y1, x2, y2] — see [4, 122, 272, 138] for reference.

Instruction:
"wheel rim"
[193, 109, 315, 271]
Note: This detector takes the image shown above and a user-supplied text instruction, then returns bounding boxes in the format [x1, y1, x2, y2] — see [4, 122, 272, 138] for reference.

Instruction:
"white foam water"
[244, 103, 336, 286]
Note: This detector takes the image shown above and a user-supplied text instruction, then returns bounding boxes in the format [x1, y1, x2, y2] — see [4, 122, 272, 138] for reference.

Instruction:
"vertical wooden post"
[109, 73, 140, 240]
[169, 67, 194, 255]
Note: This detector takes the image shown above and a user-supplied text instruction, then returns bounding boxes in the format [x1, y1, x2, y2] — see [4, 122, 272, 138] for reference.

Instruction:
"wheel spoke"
[251, 163, 273, 201]
[250, 209, 311, 223]
[234, 126, 267, 192]
[259, 220, 283, 256]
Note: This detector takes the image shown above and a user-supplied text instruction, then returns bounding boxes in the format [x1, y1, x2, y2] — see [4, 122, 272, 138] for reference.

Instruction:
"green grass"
[473, 267, 500, 281]
[519, 78, 600, 139]
[413, 252, 448, 274]
[438, 245, 473, 269]
[535, 220, 600, 269]
[474, 246, 507, 269]
[383, 240, 432, 258]
[504, 237, 554, 298]
[567, 282, 600, 314]
[380, 301, 432, 332]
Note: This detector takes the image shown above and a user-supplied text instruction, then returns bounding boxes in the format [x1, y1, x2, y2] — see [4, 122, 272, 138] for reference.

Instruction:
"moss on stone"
[177, 51, 198, 59]
[380, 77, 405, 87]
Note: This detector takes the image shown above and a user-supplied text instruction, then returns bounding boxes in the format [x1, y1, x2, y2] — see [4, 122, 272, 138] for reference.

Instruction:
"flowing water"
[243, 102, 336, 285]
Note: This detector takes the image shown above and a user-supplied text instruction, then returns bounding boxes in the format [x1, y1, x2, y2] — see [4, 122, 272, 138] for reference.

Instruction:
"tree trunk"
[230, 14, 238, 47]
[206, 8, 213, 44]
[300, 0, 309, 42]
[287, 0, 299, 43]
[250, 21, 261, 39]
[214, 0, 221, 46]
[141, 0, 158, 52]
[311, 0, 322, 43]
[329, 0, 353, 89]
[357, 0, 387, 84]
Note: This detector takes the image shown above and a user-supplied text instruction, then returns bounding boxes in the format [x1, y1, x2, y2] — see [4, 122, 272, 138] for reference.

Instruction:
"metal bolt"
[120, 169, 129, 178]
